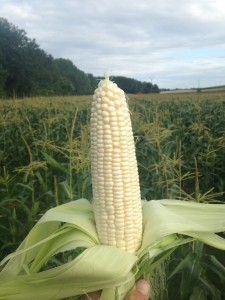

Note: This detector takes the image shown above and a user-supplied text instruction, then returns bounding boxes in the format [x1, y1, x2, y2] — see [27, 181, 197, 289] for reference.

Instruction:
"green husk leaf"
[1, 199, 99, 271]
[136, 234, 195, 279]
[0, 245, 137, 300]
[29, 225, 97, 273]
[1, 198, 225, 300]
[159, 199, 225, 231]
[139, 200, 225, 255]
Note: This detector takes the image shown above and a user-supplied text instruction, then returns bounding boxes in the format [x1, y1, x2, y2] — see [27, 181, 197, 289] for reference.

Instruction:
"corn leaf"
[42, 152, 70, 175]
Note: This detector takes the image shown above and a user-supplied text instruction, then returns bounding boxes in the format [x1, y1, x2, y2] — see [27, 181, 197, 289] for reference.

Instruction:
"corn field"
[0, 92, 225, 299]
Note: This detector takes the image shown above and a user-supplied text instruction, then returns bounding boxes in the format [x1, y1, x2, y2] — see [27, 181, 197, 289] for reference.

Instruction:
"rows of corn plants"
[131, 93, 225, 299]
[0, 96, 92, 260]
[0, 92, 225, 299]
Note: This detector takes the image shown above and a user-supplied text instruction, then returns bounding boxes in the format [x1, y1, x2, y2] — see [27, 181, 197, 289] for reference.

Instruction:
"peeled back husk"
[1, 199, 225, 300]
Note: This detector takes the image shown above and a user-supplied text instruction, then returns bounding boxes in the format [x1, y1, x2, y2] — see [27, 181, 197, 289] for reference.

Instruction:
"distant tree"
[0, 18, 160, 97]
[152, 84, 159, 93]
[0, 64, 8, 97]
[0, 18, 58, 97]
[86, 73, 98, 93]
[111, 76, 140, 93]
[0, 18, 94, 97]
[141, 82, 159, 93]
[142, 82, 151, 93]
[54, 59, 93, 95]
[111, 76, 159, 94]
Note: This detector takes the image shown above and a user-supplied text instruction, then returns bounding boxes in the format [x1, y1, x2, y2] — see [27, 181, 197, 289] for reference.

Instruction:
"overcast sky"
[1, 0, 225, 89]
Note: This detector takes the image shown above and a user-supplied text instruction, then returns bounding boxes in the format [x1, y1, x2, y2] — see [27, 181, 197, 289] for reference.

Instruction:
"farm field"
[0, 92, 225, 299]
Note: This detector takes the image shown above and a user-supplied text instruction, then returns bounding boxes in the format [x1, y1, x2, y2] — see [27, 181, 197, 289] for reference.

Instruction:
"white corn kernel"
[90, 77, 142, 254]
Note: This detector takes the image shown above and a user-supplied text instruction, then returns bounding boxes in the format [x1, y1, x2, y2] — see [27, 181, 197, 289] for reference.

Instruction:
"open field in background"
[160, 85, 225, 94]
[0, 92, 225, 299]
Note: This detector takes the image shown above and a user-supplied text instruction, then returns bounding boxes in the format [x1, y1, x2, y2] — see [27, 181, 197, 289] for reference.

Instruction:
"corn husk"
[1, 198, 225, 300]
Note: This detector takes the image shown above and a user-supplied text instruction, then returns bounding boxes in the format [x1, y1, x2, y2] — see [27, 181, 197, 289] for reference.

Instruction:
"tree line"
[0, 18, 159, 98]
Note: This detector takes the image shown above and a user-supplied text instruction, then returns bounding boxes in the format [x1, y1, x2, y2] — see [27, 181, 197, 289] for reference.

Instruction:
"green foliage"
[129, 93, 225, 299]
[54, 59, 94, 95]
[0, 64, 8, 97]
[110, 75, 159, 94]
[0, 92, 225, 299]
[131, 94, 225, 202]
[0, 18, 97, 97]
[168, 241, 225, 299]
[0, 18, 159, 98]
[0, 96, 92, 258]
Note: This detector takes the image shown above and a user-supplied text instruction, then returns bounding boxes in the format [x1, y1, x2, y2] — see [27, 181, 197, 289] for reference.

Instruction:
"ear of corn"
[90, 76, 142, 254]
[1, 77, 225, 300]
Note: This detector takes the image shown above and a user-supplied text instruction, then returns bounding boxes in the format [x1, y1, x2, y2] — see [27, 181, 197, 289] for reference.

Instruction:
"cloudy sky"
[1, 0, 225, 89]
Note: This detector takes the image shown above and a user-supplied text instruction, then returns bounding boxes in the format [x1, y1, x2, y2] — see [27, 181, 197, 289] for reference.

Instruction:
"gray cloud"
[1, 0, 225, 88]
